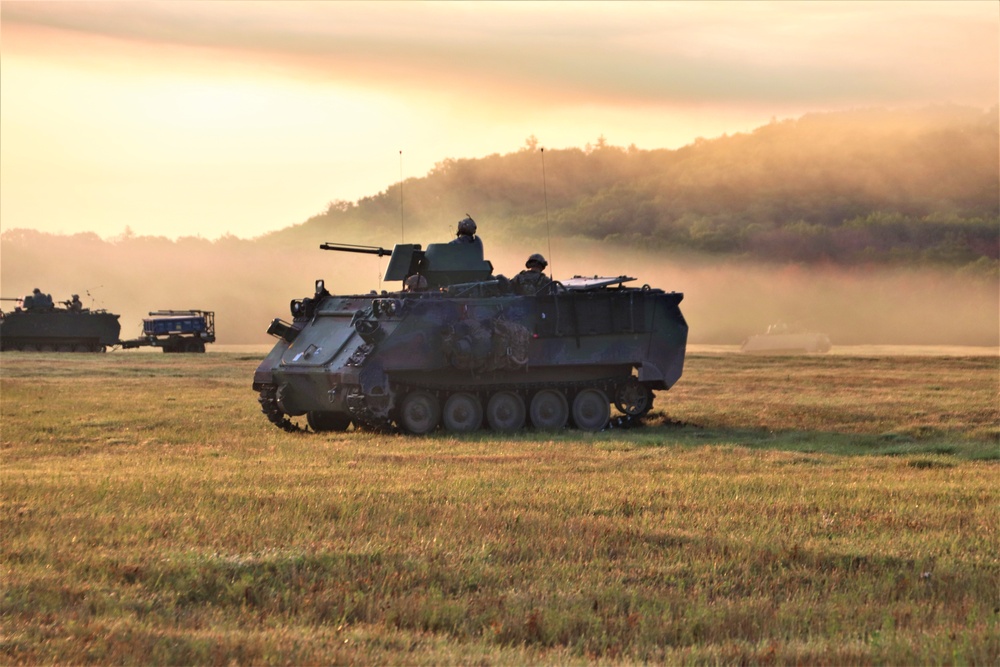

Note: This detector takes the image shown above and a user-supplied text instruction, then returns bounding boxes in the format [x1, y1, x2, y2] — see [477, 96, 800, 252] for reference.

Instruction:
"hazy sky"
[1, 1, 997, 240]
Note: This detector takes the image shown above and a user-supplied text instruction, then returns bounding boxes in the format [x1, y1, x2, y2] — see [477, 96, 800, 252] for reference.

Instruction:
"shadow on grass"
[438, 415, 998, 462]
[621, 417, 999, 462]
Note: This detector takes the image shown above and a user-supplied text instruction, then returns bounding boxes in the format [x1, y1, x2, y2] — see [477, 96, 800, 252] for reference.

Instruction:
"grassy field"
[1, 351, 997, 664]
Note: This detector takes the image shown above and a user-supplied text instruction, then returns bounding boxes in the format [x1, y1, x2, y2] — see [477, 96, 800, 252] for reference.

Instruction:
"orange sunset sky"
[1, 1, 997, 240]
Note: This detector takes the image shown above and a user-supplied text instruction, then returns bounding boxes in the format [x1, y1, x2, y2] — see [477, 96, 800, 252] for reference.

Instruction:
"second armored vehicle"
[0, 292, 121, 352]
[253, 237, 688, 434]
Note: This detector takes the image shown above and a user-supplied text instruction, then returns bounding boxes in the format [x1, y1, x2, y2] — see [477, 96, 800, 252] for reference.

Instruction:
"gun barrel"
[0, 297, 23, 302]
[319, 243, 392, 257]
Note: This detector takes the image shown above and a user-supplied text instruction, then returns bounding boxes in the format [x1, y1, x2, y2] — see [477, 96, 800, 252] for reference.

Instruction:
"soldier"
[404, 273, 428, 292]
[449, 215, 483, 251]
[30, 288, 53, 310]
[68, 294, 83, 312]
[510, 253, 552, 295]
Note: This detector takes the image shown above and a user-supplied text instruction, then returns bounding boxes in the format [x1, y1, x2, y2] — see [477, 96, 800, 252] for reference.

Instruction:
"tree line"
[268, 105, 998, 276]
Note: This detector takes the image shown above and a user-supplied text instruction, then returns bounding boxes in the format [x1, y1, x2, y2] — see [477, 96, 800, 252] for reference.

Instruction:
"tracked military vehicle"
[0, 292, 121, 352]
[253, 238, 687, 433]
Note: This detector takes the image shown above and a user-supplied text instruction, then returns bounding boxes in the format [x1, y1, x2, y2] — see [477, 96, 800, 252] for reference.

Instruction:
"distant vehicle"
[0, 293, 121, 352]
[741, 323, 831, 354]
[253, 236, 688, 434]
[120, 310, 216, 353]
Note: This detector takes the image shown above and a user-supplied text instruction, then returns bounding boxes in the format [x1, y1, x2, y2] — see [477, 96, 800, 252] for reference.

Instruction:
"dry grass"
[1, 351, 997, 664]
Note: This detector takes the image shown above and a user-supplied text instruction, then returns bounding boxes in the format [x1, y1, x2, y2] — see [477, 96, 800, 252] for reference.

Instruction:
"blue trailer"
[120, 310, 215, 353]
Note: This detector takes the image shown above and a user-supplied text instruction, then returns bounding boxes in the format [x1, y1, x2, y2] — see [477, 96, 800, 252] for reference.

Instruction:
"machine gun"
[319, 241, 492, 289]
[0, 298, 23, 316]
[319, 243, 394, 257]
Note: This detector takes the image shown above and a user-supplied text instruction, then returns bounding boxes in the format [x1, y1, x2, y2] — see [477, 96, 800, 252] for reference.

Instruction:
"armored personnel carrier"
[0, 292, 121, 352]
[253, 238, 688, 433]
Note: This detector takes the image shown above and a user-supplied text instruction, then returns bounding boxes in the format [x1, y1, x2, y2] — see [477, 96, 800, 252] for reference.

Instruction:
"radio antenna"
[399, 150, 404, 243]
[85, 285, 104, 308]
[540, 147, 553, 279]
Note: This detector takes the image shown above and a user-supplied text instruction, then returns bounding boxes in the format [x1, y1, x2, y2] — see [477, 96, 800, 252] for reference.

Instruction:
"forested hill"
[267, 105, 998, 270]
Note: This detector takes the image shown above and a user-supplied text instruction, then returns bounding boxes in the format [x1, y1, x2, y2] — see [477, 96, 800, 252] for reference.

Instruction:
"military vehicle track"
[258, 374, 655, 434]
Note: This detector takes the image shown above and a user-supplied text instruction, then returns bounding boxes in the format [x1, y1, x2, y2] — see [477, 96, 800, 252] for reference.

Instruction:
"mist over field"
[2, 108, 996, 348]
[1, 232, 995, 348]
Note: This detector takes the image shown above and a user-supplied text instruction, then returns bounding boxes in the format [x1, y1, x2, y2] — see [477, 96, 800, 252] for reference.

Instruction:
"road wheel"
[614, 380, 654, 417]
[307, 411, 352, 432]
[442, 392, 483, 433]
[486, 391, 526, 432]
[399, 390, 440, 435]
[572, 388, 610, 432]
[529, 389, 568, 431]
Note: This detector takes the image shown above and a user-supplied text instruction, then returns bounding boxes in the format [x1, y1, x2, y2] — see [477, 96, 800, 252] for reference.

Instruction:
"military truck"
[120, 310, 216, 353]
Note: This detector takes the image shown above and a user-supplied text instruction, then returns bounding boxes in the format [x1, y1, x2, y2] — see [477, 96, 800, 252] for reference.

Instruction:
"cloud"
[2, 1, 995, 239]
[4, 1, 996, 109]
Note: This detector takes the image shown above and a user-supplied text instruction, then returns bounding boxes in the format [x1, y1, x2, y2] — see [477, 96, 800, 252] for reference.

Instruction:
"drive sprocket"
[257, 384, 304, 432]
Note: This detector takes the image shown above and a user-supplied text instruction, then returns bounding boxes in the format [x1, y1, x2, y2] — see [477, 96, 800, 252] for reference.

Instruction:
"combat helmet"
[456, 216, 477, 237]
[526, 253, 547, 269]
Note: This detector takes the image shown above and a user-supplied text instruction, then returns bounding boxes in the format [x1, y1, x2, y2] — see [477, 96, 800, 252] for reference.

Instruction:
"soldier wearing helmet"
[510, 253, 552, 295]
[449, 215, 483, 251]
[28, 287, 53, 310]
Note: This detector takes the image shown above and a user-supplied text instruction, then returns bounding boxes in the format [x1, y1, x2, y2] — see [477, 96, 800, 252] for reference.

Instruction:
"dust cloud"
[1, 231, 996, 348]
[544, 239, 998, 347]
